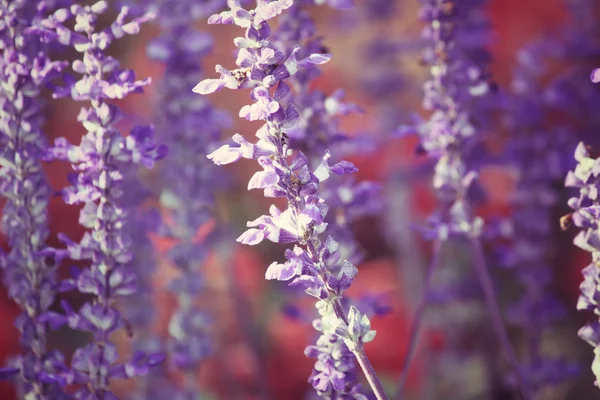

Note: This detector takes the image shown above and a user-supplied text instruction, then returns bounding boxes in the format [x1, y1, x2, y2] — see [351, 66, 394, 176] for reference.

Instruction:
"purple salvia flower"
[119, 172, 164, 400]
[142, 0, 230, 396]
[29, 2, 166, 397]
[0, 0, 70, 397]
[397, 1, 530, 399]
[502, 39, 579, 392]
[273, 10, 381, 259]
[274, 4, 380, 266]
[565, 142, 600, 387]
[272, 4, 382, 397]
[197, 1, 387, 399]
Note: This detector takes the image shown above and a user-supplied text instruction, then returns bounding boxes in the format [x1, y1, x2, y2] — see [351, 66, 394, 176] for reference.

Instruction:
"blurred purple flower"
[502, 39, 580, 392]
[29, 2, 166, 397]
[0, 0, 70, 396]
[119, 173, 164, 400]
[127, 0, 233, 396]
[396, 1, 528, 399]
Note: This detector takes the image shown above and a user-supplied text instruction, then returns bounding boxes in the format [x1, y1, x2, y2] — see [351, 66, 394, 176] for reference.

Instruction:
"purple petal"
[207, 144, 242, 165]
[591, 68, 600, 83]
[193, 79, 225, 94]
[248, 170, 279, 190]
[208, 13, 231, 24]
[121, 21, 141, 35]
[305, 53, 332, 64]
[265, 261, 296, 281]
[237, 228, 265, 245]
[330, 160, 358, 175]
[274, 81, 291, 101]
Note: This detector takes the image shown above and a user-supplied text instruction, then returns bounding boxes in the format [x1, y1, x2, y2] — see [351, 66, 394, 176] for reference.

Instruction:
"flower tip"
[192, 79, 224, 95]
[207, 145, 241, 165]
[307, 53, 332, 65]
[144, 11, 157, 21]
[208, 13, 228, 25]
[91, 1, 109, 14]
[362, 329, 376, 343]
[592, 68, 600, 83]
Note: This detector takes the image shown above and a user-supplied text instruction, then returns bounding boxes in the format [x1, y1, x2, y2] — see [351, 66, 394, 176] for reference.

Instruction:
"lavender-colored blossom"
[0, 0, 70, 397]
[502, 39, 579, 392]
[134, 0, 233, 396]
[271, 4, 382, 397]
[565, 142, 600, 387]
[120, 173, 163, 400]
[305, 317, 367, 400]
[29, 2, 166, 397]
[397, 1, 528, 398]
[197, 1, 387, 398]
[274, 5, 381, 262]
[416, 1, 491, 224]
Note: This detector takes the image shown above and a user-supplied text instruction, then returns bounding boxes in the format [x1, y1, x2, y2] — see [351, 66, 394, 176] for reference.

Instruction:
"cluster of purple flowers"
[196, 0, 387, 398]
[0, 0, 69, 397]
[567, 140, 600, 386]
[119, 172, 163, 400]
[270, 2, 384, 397]
[141, 0, 231, 397]
[416, 0, 489, 231]
[2, 0, 600, 398]
[503, 38, 580, 393]
[396, 0, 530, 398]
[23, 1, 165, 397]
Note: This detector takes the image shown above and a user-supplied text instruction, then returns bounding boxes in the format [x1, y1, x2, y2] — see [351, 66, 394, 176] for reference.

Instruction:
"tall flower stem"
[395, 238, 444, 399]
[469, 236, 530, 400]
[353, 344, 388, 400]
[410, 1, 527, 398]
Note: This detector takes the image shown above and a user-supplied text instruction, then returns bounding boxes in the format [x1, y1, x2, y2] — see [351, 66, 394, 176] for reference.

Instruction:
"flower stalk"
[0, 0, 68, 397]
[29, 1, 167, 396]
[397, 0, 528, 398]
[196, 0, 387, 398]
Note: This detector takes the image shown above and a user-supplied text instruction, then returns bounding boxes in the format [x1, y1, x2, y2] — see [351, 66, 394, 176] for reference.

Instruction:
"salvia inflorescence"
[0, 0, 598, 399]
